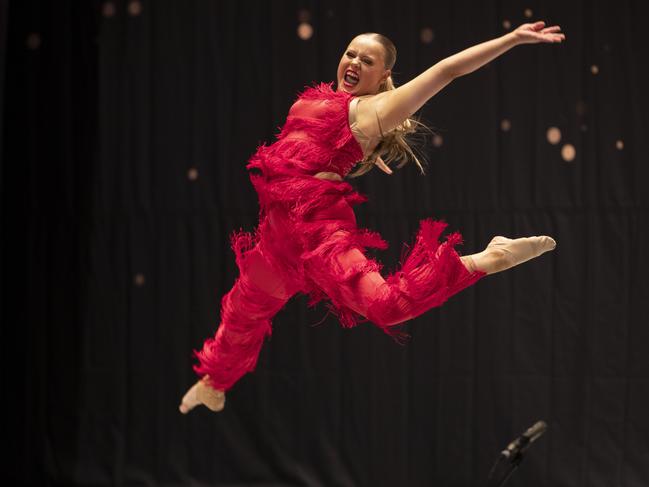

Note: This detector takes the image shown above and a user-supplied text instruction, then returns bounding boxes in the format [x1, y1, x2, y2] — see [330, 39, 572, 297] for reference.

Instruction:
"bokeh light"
[102, 2, 116, 18]
[128, 0, 142, 16]
[546, 127, 562, 145]
[500, 119, 511, 132]
[297, 8, 311, 22]
[420, 27, 434, 44]
[561, 144, 576, 162]
[297, 22, 313, 40]
[576, 100, 587, 116]
[26, 33, 41, 50]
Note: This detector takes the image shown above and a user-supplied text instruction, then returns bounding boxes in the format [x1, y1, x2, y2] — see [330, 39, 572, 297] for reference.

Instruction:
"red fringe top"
[247, 82, 364, 179]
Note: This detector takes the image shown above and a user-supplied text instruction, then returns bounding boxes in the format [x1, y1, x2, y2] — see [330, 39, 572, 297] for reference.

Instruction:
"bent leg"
[193, 247, 296, 392]
[333, 232, 557, 328]
[334, 232, 558, 330]
[305, 220, 485, 331]
[331, 246, 480, 329]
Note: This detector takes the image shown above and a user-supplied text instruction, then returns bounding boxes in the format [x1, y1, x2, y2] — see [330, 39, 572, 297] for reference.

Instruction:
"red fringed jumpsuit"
[194, 83, 484, 391]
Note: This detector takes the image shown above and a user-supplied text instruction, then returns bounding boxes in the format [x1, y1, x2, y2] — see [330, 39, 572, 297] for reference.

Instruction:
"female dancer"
[180, 21, 565, 413]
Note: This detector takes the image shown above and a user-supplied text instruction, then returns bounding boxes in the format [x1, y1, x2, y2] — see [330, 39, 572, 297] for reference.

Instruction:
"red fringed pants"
[195, 181, 484, 391]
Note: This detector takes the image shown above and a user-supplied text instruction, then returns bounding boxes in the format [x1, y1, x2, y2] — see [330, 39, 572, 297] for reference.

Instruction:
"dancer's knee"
[221, 277, 288, 325]
[241, 249, 294, 300]
[332, 250, 412, 327]
[364, 289, 414, 328]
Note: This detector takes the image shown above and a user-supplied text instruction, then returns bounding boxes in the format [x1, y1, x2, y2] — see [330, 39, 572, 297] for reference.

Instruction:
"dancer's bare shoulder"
[349, 93, 384, 157]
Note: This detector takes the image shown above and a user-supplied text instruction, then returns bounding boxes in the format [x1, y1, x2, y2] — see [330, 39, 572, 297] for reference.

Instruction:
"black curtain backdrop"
[3, 1, 649, 486]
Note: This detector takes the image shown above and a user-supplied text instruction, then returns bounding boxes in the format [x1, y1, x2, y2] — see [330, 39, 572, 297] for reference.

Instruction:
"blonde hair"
[348, 33, 430, 178]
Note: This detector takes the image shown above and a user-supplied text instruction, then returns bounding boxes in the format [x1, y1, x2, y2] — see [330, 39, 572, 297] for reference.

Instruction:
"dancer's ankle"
[197, 378, 226, 412]
[460, 255, 478, 273]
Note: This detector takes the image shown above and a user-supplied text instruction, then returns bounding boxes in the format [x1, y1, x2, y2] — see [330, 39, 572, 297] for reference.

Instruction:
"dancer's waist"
[313, 171, 343, 182]
[248, 165, 345, 184]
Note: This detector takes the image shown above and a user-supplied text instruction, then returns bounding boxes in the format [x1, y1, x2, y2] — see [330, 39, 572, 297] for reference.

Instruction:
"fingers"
[522, 23, 565, 43]
[542, 25, 562, 34]
[521, 21, 564, 34]
[375, 156, 393, 175]
[541, 25, 565, 42]
[545, 31, 566, 43]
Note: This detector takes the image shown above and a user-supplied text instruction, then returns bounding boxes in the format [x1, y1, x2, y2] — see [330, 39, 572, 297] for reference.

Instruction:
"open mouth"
[342, 70, 359, 88]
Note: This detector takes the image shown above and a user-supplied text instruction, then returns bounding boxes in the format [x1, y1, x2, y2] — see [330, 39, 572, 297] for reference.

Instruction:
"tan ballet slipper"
[179, 376, 225, 414]
[472, 235, 556, 274]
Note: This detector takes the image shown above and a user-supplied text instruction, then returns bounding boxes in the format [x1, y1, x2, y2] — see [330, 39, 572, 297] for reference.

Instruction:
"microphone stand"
[486, 447, 523, 487]
[486, 420, 547, 487]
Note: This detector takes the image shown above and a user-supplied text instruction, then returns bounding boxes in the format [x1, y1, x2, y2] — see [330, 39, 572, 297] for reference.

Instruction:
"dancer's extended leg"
[323, 246, 478, 329]
[305, 220, 485, 330]
[180, 247, 296, 413]
[307, 225, 556, 331]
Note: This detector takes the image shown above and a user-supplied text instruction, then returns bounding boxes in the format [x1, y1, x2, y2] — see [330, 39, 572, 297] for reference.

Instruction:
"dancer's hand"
[511, 21, 565, 45]
[374, 156, 393, 175]
[179, 376, 225, 414]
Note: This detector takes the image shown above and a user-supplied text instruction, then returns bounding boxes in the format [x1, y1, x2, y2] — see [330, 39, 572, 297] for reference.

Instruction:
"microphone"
[487, 420, 548, 487]
[500, 420, 547, 462]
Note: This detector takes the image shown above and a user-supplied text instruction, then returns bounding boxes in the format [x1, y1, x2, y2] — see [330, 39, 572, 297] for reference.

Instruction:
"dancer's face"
[336, 35, 391, 96]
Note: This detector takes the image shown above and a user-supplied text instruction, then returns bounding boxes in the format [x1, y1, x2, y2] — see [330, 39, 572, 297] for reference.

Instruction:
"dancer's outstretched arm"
[355, 21, 565, 137]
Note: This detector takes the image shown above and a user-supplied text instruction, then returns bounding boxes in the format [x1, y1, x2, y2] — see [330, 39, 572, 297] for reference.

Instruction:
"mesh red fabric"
[194, 83, 484, 391]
